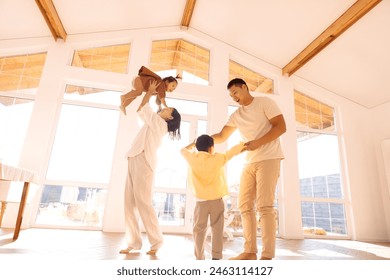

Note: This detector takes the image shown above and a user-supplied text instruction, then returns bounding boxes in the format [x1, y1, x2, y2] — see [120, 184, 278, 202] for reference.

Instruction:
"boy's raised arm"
[184, 141, 195, 150]
[180, 140, 196, 162]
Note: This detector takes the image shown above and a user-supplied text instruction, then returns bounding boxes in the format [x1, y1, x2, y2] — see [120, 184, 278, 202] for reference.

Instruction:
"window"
[0, 53, 43, 202]
[153, 99, 207, 233]
[0, 96, 35, 202]
[45, 104, 119, 184]
[150, 39, 210, 85]
[226, 106, 245, 193]
[153, 192, 186, 227]
[0, 52, 47, 95]
[229, 60, 274, 94]
[64, 84, 121, 106]
[71, 44, 131, 74]
[225, 106, 246, 236]
[0, 96, 34, 165]
[36, 185, 107, 227]
[295, 91, 334, 130]
[36, 86, 120, 228]
[153, 120, 190, 231]
[295, 90, 347, 237]
[162, 97, 208, 117]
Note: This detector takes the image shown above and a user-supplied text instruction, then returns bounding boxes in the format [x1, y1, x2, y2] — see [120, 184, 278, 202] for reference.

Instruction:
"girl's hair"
[195, 134, 214, 152]
[162, 74, 182, 84]
[167, 108, 181, 140]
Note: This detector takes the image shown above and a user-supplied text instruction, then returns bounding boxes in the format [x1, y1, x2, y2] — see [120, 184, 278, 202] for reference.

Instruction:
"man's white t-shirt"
[226, 96, 284, 164]
[126, 104, 167, 170]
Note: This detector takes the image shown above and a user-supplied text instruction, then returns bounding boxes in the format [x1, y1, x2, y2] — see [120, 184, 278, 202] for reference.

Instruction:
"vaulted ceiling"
[1, 0, 389, 109]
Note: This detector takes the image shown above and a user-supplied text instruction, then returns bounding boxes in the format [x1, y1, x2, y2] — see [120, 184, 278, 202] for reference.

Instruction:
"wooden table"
[0, 163, 36, 240]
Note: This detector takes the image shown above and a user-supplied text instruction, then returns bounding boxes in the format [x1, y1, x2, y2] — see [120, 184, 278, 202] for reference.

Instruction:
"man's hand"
[243, 140, 260, 151]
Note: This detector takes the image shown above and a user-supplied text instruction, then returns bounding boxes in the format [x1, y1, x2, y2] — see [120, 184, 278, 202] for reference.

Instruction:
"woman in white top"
[120, 80, 181, 256]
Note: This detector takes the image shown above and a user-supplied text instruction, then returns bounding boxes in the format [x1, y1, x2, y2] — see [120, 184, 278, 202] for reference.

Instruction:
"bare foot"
[119, 248, 138, 254]
[229, 252, 257, 260]
[146, 249, 158, 256]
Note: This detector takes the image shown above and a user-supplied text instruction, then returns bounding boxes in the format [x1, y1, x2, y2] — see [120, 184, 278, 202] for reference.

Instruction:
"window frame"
[295, 92, 351, 239]
[31, 84, 121, 230]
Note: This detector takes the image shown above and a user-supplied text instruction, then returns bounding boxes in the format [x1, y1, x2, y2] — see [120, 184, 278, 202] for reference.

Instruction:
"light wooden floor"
[0, 228, 389, 260]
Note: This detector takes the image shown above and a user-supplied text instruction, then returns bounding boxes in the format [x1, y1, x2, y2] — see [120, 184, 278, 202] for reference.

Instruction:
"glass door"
[153, 117, 204, 234]
[33, 85, 121, 229]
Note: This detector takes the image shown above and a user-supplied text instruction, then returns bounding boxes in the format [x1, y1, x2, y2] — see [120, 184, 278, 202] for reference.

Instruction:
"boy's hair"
[196, 134, 214, 152]
[167, 108, 181, 140]
[227, 78, 247, 89]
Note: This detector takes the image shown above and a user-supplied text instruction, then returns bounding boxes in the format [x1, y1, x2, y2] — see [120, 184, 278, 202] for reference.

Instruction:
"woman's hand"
[137, 80, 161, 111]
[147, 80, 161, 95]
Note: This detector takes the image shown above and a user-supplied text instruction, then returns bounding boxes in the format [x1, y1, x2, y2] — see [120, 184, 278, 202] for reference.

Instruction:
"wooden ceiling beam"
[181, 0, 197, 29]
[35, 0, 67, 41]
[282, 0, 382, 76]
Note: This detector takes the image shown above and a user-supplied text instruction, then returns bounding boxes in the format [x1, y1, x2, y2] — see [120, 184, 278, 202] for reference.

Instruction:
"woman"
[120, 80, 181, 255]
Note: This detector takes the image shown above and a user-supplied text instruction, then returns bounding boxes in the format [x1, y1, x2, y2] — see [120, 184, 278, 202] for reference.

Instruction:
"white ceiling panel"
[0, 0, 51, 40]
[295, 0, 390, 108]
[190, 0, 356, 67]
[52, 0, 186, 35]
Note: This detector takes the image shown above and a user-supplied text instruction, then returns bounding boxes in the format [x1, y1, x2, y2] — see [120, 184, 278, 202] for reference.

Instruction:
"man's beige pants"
[124, 152, 163, 251]
[238, 159, 280, 259]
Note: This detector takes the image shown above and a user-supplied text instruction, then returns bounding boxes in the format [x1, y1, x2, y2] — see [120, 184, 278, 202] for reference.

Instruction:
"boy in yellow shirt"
[180, 135, 244, 260]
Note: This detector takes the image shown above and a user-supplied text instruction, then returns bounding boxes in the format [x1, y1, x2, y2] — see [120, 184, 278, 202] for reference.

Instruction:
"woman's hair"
[167, 108, 181, 140]
[162, 74, 182, 84]
[195, 134, 214, 152]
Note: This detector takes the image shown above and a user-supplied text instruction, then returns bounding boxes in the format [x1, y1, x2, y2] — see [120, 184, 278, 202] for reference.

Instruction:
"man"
[211, 78, 286, 260]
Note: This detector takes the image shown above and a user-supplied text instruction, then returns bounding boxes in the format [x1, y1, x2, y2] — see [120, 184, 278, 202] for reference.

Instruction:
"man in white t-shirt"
[120, 80, 181, 256]
[212, 78, 286, 260]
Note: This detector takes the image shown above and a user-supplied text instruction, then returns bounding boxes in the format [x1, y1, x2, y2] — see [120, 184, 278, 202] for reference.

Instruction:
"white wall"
[1, 26, 388, 241]
[372, 101, 390, 240]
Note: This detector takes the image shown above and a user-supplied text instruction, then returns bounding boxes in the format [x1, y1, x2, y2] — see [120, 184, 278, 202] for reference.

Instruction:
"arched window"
[0, 52, 47, 94]
[229, 60, 274, 94]
[71, 44, 131, 74]
[150, 39, 210, 85]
